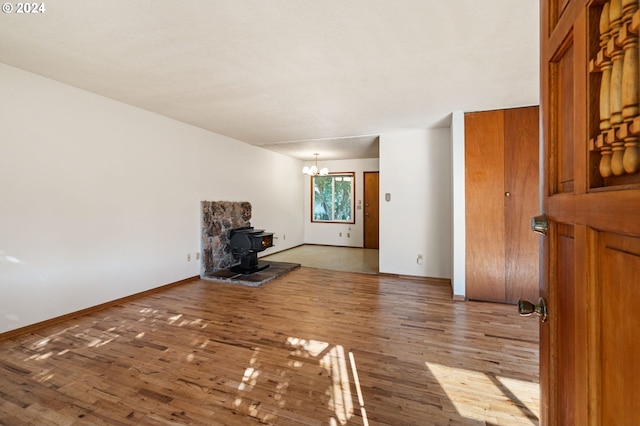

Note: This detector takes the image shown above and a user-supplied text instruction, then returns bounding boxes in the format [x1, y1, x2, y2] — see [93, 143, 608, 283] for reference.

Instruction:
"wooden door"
[363, 171, 379, 249]
[465, 110, 506, 301]
[465, 107, 540, 303]
[505, 107, 541, 303]
[539, 0, 640, 425]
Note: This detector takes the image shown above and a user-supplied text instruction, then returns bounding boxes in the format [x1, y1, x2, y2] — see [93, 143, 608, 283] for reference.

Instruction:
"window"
[312, 173, 355, 223]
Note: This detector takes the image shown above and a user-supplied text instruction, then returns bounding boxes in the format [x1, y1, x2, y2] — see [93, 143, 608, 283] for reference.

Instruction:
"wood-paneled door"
[363, 171, 379, 249]
[465, 106, 540, 304]
[539, 0, 640, 424]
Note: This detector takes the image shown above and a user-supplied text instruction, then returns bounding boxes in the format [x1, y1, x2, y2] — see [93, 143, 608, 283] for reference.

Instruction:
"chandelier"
[302, 153, 329, 176]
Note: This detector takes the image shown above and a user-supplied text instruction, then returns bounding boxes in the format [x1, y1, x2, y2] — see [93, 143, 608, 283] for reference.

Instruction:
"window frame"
[310, 172, 356, 224]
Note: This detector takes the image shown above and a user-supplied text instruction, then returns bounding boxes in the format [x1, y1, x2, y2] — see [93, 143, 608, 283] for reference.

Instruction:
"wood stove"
[227, 226, 274, 274]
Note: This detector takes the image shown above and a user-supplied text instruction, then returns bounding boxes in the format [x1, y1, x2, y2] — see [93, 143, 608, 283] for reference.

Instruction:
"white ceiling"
[0, 0, 539, 161]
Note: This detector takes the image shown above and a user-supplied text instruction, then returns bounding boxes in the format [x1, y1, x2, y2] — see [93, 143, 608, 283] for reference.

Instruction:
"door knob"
[531, 214, 548, 236]
[518, 297, 548, 322]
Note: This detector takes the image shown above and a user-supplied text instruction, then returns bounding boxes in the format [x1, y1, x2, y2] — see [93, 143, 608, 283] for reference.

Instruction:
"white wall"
[379, 129, 452, 279]
[303, 158, 379, 247]
[197, 139, 305, 255]
[0, 64, 304, 333]
[450, 112, 466, 298]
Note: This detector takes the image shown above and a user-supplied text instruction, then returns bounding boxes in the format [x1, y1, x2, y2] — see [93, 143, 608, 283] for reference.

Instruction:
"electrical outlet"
[339, 232, 342, 237]
[196, 252, 200, 260]
[347, 233, 350, 238]
[187, 253, 191, 262]
[417, 254, 423, 265]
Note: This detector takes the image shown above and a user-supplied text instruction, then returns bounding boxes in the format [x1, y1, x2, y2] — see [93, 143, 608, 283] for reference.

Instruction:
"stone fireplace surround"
[200, 200, 252, 276]
[200, 200, 300, 286]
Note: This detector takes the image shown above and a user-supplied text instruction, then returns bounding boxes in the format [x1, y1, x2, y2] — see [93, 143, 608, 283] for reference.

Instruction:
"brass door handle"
[531, 214, 548, 236]
[518, 297, 548, 322]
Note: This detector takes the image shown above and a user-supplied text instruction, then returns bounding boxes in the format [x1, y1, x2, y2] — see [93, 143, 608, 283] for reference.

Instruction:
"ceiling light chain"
[302, 153, 329, 176]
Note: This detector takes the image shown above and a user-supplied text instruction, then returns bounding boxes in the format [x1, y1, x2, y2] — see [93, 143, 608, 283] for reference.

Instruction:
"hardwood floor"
[0, 268, 539, 425]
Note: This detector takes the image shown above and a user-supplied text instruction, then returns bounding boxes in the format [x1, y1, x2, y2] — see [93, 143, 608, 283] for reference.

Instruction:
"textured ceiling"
[0, 0, 539, 160]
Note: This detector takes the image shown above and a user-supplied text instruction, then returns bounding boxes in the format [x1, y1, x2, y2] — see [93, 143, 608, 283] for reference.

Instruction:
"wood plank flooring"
[0, 268, 539, 425]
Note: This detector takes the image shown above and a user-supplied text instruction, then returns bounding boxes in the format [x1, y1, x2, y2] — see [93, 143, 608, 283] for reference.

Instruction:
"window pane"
[333, 177, 352, 221]
[311, 173, 355, 223]
[313, 176, 332, 221]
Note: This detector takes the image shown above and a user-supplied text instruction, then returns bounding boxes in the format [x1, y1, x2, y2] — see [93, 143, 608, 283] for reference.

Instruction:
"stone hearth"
[201, 261, 300, 287]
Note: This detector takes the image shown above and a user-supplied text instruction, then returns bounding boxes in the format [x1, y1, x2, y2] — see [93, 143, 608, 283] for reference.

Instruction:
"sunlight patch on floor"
[287, 337, 329, 357]
[232, 337, 369, 425]
[320, 344, 353, 424]
[426, 361, 539, 425]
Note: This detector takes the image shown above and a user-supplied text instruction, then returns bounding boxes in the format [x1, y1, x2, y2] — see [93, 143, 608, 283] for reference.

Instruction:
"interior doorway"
[363, 171, 379, 249]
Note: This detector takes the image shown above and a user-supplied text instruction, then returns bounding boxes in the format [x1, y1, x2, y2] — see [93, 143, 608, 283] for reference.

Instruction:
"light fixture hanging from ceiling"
[302, 153, 329, 176]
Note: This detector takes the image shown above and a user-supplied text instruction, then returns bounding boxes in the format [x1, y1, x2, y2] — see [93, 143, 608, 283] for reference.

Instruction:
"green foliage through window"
[312, 173, 355, 223]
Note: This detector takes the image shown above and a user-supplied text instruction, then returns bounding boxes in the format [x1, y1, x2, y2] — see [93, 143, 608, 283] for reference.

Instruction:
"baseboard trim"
[263, 243, 373, 255]
[302, 243, 369, 249]
[261, 244, 304, 256]
[0, 275, 200, 342]
[396, 274, 451, 284]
